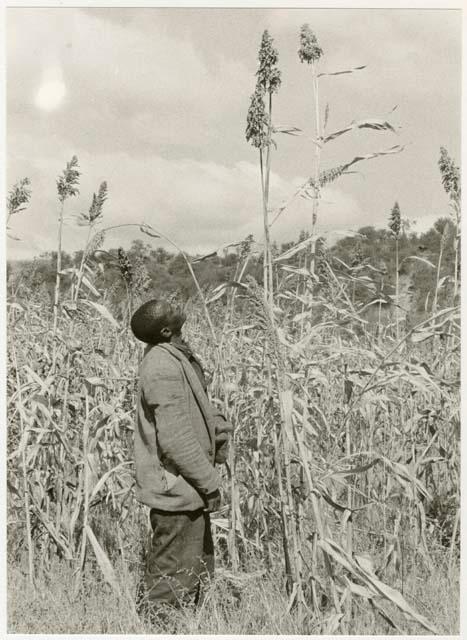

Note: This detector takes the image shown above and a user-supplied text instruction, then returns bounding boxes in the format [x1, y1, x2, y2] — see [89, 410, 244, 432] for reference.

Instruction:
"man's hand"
[214, 416, 234, 464]
[215, 433, 230, 464]
[203, 489, 221, 513]
[215, 417, 233, 436]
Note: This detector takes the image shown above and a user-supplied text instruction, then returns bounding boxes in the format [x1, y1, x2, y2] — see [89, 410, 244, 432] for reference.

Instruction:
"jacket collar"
[154, 342, 215, 446]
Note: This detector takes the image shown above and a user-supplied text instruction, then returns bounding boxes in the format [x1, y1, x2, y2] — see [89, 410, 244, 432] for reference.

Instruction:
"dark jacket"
[134, 342, 222, 511]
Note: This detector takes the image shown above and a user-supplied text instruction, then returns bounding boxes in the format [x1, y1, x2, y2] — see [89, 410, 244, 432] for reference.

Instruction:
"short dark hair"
[130, 299, 186, 344]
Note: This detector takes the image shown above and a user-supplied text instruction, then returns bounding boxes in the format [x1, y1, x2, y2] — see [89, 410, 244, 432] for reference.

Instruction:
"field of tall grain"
[6, 25, 460, 636]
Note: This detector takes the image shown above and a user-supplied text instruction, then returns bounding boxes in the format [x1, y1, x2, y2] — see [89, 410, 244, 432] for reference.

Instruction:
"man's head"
[130, 299, 186, 345]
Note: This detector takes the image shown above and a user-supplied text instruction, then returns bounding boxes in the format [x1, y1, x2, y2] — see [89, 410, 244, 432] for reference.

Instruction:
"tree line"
[8, 216, 458, 328]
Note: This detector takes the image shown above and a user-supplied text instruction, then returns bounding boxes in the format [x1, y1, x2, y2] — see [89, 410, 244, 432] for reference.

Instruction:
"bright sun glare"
[35, 80, 66, 111]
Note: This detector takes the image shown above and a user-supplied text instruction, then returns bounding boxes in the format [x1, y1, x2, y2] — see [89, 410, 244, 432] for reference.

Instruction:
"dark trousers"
[143, 507, 214, 612]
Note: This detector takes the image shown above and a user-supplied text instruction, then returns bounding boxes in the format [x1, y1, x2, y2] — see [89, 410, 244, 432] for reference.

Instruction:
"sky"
[6, 7, 461, 260]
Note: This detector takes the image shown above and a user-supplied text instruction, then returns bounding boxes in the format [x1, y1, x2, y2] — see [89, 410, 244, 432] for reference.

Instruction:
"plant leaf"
[206, 281, 247, 304]
[30, 496, 73, 560]
[273, 125, 302, 136]
[342, 576, 374, 600]
[370, 599, 405, 633]
[274, 236, 316, 262]
[325, 458, 380, 479]
[8, 302, 25, 313]
[340, 145, 405, 171]
[89, 461, 132, 502]
[436, 275, 452, 289]
[323, 119, 397, 144]
[319, 538, 439, 634]
[85, 525, 121, 593]
[81, 274, 101, 297]
[404, 256, 436, 269]
[410, 330, 435, 343]
[354, 555, 439, 633]
[275, 230, 364, 263]
[139, 224, 160, 238]
[318, 65, 366, 77]
[191, 251, 217, 263]
[84, 376, 107, 387]
[81, 300, 119, 328]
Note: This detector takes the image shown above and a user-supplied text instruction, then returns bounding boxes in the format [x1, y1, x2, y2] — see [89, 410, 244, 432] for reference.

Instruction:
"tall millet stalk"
[389, 201, 401, 340]
[299, 25, 324, 242]
[52, 156, 80, 369]
[74, 181, 108, 303]
[10, 339, 35, 589]
[298, 25, 323, 329]
[432, 218, 448, 317]
[246, 30, 281, 306]
[438, 147, 460, 303]
[6, 177, 32, 236]
[247, 38, 305, 596]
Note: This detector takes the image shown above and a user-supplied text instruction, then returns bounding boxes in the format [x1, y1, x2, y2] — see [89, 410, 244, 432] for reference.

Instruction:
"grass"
[8, 502, 460, 636]
[7, 531, 459, 635]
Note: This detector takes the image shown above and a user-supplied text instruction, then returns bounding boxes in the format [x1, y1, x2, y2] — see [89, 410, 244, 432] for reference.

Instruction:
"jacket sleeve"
[141, 352, 220, 496]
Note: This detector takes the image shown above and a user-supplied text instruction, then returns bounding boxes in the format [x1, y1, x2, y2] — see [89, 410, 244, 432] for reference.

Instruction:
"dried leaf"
[404, 256, 436, 269]
[410, 331, 435, 343]
[358, 559, 438, 633]
[318, 65, 366, 77]
[340, 145, 405, 172]
[206, 281, 247, 304]
[275, 230, 364, 262]
[281, 265, 308, 277]
[7, 425, 31, 461]
[355, 553, 376, 575]
[323, 118, 397, 144]
[7, 302, 24, 313]
[81, 274, 101, 297]
[279, 389, 294, 443]
[317, 489, 349, 513]
[436, 275, 452, 289]
[89, 461, 132, 502]
[326, 458, 380, 479]
[30, 496, 73, 560]
[139, 224, 160, 238]
[371, 600, 404, 633]
[85, 525, 121, 593]
[274, 125, 302, 136]
[274, 236, 315, 262]
[191, 251, 217, 263]
[319, 538, 439, 634]
[81, 300, 119, 328]
[342, 576, 374, 600]
[323, 613, 344, 634]
[84, 376, 107, 388]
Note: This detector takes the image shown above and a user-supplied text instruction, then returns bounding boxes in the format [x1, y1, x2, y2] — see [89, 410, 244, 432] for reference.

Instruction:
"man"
[131, 299, 232, 617]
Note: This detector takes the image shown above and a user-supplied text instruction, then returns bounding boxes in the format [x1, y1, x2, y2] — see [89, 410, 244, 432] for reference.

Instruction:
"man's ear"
[160, 326, 172, 339]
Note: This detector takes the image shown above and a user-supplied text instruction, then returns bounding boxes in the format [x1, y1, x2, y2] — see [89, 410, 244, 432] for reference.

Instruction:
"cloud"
[8, 9, 206, 107]
[267, 8, 460, 110]
[7, 8, 252, 155]
[6, 8, 460, 263]
[7, 141, 361, 260]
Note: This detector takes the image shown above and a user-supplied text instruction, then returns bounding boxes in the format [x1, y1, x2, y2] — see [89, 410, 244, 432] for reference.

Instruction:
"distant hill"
[7, 219, 458, 328]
